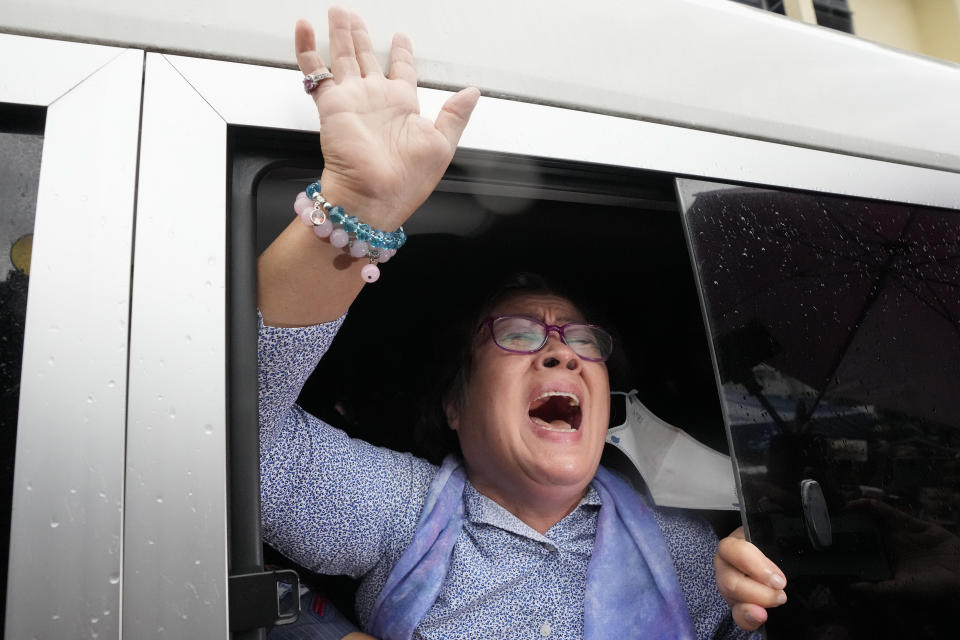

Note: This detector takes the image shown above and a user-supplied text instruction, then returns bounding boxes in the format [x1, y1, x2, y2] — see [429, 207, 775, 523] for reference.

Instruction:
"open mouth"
[528, 391, 582, 432]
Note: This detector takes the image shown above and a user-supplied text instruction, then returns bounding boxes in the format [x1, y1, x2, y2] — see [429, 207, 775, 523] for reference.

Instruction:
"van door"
[135, 51, 960, 639]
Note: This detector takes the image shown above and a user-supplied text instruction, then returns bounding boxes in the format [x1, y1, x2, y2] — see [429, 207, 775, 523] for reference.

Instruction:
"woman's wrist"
[294, 179, 406, 283]
[317, 169, 416, 232]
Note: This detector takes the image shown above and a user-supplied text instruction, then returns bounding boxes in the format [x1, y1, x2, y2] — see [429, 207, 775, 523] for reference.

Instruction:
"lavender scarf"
[367, 456, 696, 639]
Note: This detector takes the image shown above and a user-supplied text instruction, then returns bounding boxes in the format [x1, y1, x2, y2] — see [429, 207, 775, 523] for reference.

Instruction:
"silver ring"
[303, 72, 334, 94]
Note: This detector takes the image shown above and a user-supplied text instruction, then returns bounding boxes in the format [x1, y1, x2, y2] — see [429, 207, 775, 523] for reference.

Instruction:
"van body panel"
[3, 43, 142, 640]
[1, 0, 959, 173]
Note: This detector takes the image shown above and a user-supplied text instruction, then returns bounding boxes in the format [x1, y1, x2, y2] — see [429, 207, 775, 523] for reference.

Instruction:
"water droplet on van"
[208, 257, 215, 266]
[107, 380, 116, 388]
[103, 609, 111, 616]
[26, 483, 32, 491]
[109, 573, 120, 585]
[185, 335, 192, 344]
[47, 356, 55, 366]
[204, 424, 213, 435]
[91, 617, 99, 624]
[156, 496, 164, 504]
[51, 614, 60, 621]
[87, 394, 95, 404]
[69, 488, 77, 494]
[50, 519, 59, 528]
[169, 408, 176, 419]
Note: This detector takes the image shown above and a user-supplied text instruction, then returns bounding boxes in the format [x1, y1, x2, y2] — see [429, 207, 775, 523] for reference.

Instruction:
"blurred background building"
[733, 0, 960, 63]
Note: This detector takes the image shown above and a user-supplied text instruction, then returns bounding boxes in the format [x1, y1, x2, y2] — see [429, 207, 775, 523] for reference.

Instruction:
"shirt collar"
[462, 480, 601, 543]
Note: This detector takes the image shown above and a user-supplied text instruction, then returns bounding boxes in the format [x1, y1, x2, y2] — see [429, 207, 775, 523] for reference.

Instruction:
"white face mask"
[606, 390, 740, 511]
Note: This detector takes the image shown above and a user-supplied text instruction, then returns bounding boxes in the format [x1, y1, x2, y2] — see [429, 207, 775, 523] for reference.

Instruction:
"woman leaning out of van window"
[257, 7, 788, 640]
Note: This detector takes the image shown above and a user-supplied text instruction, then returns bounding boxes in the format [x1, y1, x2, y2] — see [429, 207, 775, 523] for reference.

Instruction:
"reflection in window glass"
[680, 180, 960, 639]
[0, 109, 44, 628]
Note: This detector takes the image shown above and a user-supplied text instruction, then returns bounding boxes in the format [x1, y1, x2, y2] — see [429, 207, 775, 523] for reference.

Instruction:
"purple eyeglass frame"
[479, 314, 613, 362]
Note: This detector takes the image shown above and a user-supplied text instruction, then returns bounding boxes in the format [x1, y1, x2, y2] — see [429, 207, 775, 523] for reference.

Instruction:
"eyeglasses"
[480, 315, 614, 362]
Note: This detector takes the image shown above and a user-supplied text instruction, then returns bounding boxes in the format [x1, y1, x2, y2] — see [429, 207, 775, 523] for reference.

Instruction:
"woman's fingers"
[296, 18, 335, 103]
[295, 19, 326, 75]
[328, 6, 361, 79]
[717, 528, 787, 591]
[715, 528, 788, 631]
[349, 12, 382, 77]
[715, 552, 787, 609]
[435, 87, 481, 149]
[732, 602, 769, 631]
[388, 33, 417, 86]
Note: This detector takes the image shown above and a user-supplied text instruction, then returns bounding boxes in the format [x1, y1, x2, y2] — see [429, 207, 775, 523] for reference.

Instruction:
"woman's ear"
[443, 397, 460, 431]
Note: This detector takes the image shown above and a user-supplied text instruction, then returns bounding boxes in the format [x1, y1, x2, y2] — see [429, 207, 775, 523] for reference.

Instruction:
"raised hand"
[260, 9, 480, 326]
[714, 527, 788, 631]
[295, 7, 480, 231]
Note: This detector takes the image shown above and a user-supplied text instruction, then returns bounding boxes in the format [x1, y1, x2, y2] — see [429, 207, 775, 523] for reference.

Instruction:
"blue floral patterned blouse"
[258, 313, 750, 640]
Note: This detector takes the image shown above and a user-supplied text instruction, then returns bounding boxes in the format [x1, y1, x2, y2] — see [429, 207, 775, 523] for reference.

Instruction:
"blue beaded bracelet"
[294, 180, 406, 283]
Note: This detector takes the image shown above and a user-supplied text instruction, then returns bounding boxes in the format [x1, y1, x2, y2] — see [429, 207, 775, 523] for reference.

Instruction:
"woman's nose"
[537, 332, 580, 371]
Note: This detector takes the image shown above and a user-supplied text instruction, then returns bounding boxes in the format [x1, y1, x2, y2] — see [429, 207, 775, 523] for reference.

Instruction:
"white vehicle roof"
[2, 0, 959, 172]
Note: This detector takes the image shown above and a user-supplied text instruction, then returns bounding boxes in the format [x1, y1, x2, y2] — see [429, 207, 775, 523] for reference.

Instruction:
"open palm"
[296, 8, 479, 230]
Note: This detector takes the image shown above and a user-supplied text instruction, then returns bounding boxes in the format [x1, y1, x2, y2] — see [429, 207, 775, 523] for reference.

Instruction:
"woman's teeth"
[528, 391, 582, 431]
[531, 417, 577, 432]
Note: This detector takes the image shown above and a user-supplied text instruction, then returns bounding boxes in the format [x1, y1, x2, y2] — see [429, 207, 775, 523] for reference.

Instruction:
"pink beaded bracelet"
[293, 183, 403, 283]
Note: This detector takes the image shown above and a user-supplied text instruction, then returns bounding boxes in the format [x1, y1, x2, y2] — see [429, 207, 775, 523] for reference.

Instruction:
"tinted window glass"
[0, 103, 45, 629]
[679, 179, 960, 638]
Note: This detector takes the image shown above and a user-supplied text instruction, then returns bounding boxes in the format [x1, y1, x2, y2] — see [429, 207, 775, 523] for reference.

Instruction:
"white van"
[3, 1, 959, 638]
